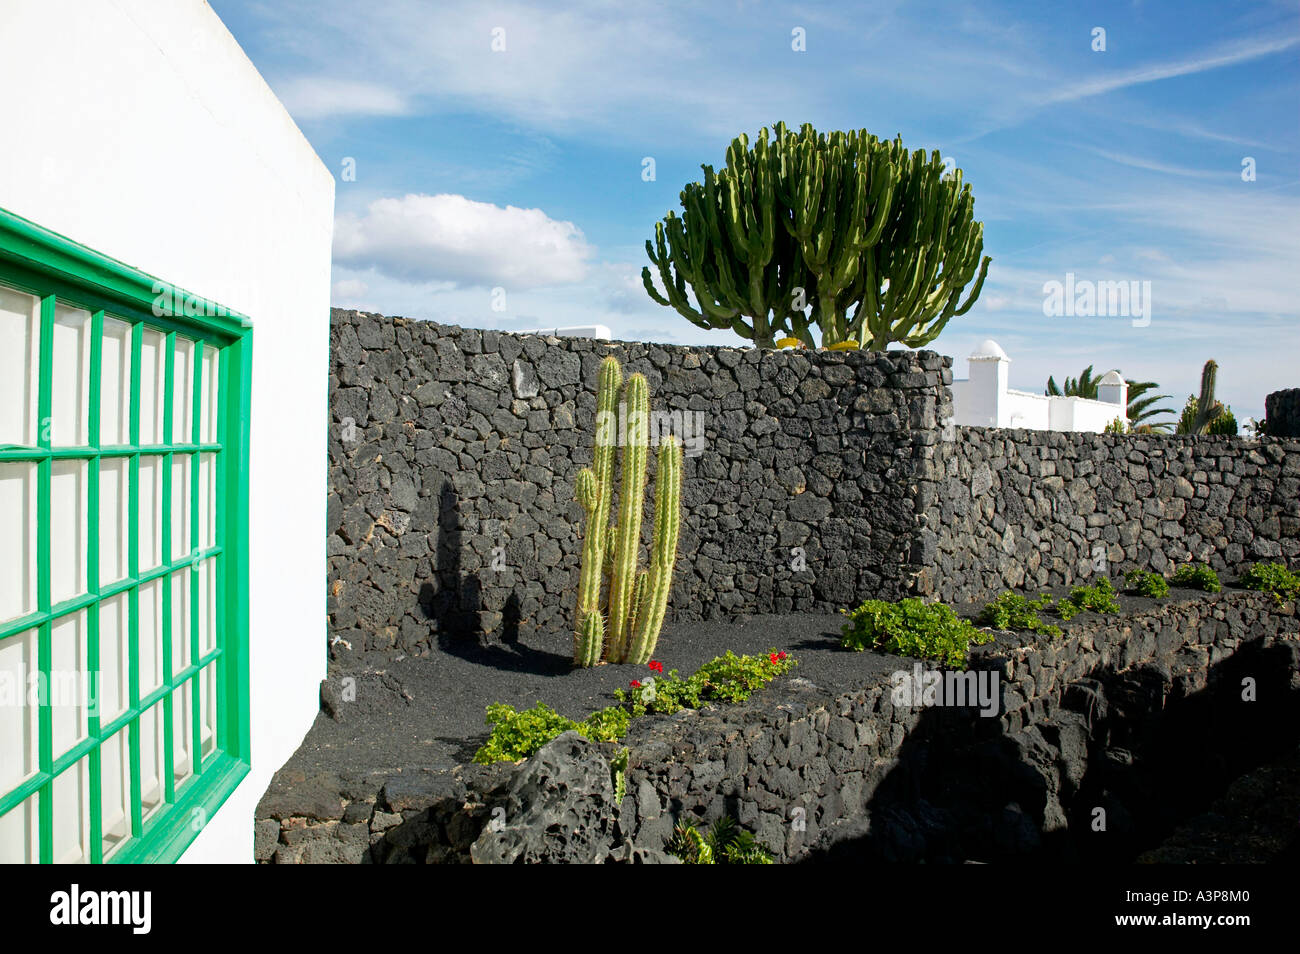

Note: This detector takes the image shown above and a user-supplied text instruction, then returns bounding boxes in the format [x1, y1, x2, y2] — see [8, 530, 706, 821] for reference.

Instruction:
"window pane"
[99, 458, 129, 585]
[100, 728, 131, 859]
[99, 317, 133, 446]
[173, 337, 194, 442]
[52, 757, 92, 864]
[0, 795, 39, 864]
[50, 460, 88, 605]
[170, 453, 191, 560]
[139, 456, 163, 571]
[0, 462, 37, 623]
[198, 452, 216, 550]
[138, 579, 164, 696]
[200, 662, 216, 759]
[50, 610, 89, 759]
[0, 284, 40, 447]
[0, 628, 38, 792]
[139, 702, 166, 820]
[197, 558, 216, 656]
[170, 568, 190, 676]
[51, 303, 91, 447]
[201, 345, 219, 443]
[172, 680, 193, 785]
[96, 595, 129, 723]
[138, 329, 165, 445]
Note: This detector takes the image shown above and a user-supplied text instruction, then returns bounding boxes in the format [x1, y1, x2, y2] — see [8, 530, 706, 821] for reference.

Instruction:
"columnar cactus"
[625, 436, 682, 665]
[573, 357, 621, 665]
[573, 356, 682, 667]
[1177, 359, 1227, 435]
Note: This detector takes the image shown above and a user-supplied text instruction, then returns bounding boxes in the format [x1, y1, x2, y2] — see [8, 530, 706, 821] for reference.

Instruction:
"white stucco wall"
[0, 0, 334, 862]
[951, 341, 1127, 433]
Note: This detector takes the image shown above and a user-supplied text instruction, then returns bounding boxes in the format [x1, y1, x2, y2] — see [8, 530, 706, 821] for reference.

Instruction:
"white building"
[0, 0, 334, 863]
[950, 339, 1128, 432]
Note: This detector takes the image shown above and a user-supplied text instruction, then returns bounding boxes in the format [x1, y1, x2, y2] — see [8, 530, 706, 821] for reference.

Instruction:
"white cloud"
[331, 277, 369, 300]
[333, 193, 593, 288]
[274, 76, 410, 119]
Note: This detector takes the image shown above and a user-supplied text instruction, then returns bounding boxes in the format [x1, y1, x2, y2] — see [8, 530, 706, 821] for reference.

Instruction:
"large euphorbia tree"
[641, 122, 991, 349]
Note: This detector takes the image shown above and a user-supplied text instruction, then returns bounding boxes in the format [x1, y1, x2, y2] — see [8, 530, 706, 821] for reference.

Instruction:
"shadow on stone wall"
[802, 635, 1300, 863]
[421, 480, 568, 675]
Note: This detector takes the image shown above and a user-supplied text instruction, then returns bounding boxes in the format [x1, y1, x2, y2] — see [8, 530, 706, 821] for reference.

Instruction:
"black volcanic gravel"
[274, 584, 1241, 781]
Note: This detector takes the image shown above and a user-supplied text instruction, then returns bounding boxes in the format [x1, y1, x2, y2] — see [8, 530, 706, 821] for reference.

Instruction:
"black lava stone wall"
[328, 310, 1298, 660]
[925, 428, 1300, 601]
[327, 309, 949, 658]
[1266, 388, 1300, 437]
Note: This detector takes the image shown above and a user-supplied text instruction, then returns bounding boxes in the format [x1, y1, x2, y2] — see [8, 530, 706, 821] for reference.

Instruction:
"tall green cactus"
[642, 122, 991, 350]
[573, 357, 621, 665]
[1176, 359, 1226, 435]
[573, 357, 683, 667]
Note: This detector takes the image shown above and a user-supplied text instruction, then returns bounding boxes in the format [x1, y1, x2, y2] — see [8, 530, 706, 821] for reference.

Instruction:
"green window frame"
[0, 206, 251, 863]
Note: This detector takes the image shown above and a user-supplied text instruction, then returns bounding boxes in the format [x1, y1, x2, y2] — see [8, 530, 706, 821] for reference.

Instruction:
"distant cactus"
[573, 356, 683, 667]
[1176, 360, 1231, 435]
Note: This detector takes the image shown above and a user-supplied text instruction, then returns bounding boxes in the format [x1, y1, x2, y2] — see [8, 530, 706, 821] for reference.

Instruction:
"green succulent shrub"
[667, 816, 773, 864]
[615, 649, 796, 717]
[1170, 562, 1222, 593]
[841, 597, 992, 668]
[476, 650, 799, 764]
[978, 591, 1061, 638]
[1057, 578, 1121, 620]
[1207, 407, 1238, 436]
[1124, 569, 1170, 598]
[1240, 562, 1300, 603]
[642, 122, 990, 349]
[473, 702, 631, 764]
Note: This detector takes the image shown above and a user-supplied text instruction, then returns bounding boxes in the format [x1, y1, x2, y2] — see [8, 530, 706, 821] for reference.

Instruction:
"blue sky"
[211, 0, 1299, 422]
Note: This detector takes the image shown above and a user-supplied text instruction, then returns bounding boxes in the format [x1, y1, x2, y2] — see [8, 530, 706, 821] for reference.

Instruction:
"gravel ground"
[276, 583, 1242, 781]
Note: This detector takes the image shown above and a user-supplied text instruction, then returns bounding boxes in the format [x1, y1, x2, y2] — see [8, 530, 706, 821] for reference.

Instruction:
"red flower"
[630, 680, 641, 689]
[778, 651, 788, 661]
[769, 653, 779, 664]
[648, 660, 664, 673]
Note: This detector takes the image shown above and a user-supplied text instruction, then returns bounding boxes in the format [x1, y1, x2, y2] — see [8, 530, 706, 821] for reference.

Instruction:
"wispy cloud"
[275, 76, 410, 119]
[1036, 34, 1300, 107]
[1085, 148, 1227, 179]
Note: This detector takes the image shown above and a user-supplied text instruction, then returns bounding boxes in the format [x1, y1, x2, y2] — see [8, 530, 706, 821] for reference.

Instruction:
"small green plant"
[610, 747, 630, 803]
[472, 702, 631, 764]
[978, 591, 1061, 638]
[1240, 562, 1300, 603]
[476, 652, 796, 764]
[615, 650, 797, 717]
[1056, 578, 1121, 620]
[666, 816, 773, 864]
[1123, 569, 1170, 598]
[841, 597, 992, 668]
[1170, 562, 1221, 593]
[1103, 416, 1127, 435]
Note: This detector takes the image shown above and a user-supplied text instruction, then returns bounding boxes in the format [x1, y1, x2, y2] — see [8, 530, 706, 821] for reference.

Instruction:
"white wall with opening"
[0, 0, 335, 862]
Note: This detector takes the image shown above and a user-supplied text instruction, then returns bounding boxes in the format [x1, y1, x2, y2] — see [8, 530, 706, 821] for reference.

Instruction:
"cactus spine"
[573, 357, 682, 667]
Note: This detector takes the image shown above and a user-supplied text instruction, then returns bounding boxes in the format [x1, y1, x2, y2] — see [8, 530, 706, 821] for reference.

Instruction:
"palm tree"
[1125, 381, 1176, 431]
[1045, 366, 1175, 431]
